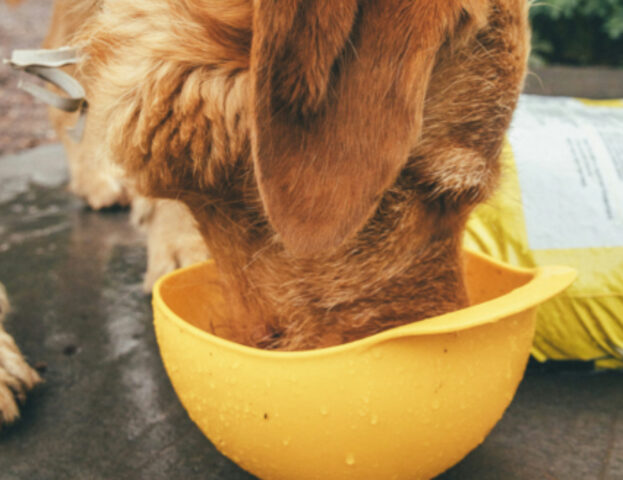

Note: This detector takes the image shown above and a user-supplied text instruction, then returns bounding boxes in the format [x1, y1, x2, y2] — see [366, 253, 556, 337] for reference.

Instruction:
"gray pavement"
[0, 145, 621, 479]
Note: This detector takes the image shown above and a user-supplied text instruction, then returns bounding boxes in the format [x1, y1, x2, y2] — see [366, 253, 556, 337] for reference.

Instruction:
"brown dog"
[59, 0, 529, 350]
[23, 0, 530, 353]
[82, 0, 530, 350]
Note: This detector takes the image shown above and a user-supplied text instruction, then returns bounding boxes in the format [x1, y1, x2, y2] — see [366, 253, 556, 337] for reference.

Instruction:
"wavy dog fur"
[62, 0, 528, 350]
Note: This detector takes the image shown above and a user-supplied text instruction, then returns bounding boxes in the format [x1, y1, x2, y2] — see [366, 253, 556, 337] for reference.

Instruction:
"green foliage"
[530, 0, 623, 66]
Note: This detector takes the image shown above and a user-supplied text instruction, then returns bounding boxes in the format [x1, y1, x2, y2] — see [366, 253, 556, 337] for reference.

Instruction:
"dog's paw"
[69, 172, 131, 210]
[0, 330, 42, 427]
[135, 199, 211, 293]
[0, 288, 41, 427]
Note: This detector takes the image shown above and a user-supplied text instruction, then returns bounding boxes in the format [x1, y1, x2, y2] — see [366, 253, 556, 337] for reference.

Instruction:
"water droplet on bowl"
[345, 453, 355, 466]
[370, 414, 378, 425]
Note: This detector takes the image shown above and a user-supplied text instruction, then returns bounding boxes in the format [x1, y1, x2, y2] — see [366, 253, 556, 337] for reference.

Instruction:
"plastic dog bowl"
[153, 250, 575, 480]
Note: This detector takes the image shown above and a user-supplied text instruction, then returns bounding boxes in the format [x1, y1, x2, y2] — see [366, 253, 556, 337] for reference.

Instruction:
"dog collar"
[4, 47, 87, 142]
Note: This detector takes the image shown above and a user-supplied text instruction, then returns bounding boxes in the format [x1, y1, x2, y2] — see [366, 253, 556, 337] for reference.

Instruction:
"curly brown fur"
[58, 0, 529, 350]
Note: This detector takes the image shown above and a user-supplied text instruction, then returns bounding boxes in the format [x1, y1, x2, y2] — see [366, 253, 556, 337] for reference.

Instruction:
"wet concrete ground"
[0, 145, 621, 479]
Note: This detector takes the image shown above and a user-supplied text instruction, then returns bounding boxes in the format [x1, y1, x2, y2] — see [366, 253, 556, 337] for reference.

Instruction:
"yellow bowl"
[153, 250, 575, 480]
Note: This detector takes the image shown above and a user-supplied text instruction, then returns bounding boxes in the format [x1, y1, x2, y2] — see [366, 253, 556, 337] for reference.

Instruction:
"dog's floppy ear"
[250, 0, 484, 256]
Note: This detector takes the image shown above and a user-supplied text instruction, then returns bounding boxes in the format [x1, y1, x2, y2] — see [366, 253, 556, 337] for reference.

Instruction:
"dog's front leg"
[0, 284, 41, 427]
[131, 198, 211, 293]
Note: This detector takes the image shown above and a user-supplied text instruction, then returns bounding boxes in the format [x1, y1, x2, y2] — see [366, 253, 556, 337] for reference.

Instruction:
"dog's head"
[80, 0, 528, 259]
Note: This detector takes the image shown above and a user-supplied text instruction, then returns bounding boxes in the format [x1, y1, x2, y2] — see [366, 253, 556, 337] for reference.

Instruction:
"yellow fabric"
[465, 130, 623, 368]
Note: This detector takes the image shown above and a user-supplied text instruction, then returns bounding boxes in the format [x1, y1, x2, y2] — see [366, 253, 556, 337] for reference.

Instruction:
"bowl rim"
[152, 249, 576, 359]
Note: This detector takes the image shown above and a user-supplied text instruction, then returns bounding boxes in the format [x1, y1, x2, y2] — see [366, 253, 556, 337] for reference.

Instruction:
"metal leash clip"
[4, 46, 87, 142]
